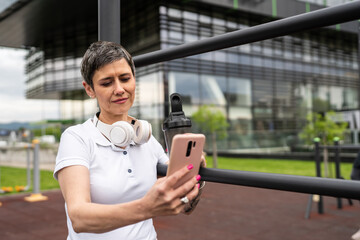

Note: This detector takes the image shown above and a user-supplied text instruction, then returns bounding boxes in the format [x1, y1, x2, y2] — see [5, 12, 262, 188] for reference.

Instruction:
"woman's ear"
[83, 81, 95, 98]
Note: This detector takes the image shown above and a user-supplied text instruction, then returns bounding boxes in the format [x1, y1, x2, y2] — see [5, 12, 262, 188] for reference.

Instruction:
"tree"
[192, 105, 228, 168]
[299, 111, 348, 177]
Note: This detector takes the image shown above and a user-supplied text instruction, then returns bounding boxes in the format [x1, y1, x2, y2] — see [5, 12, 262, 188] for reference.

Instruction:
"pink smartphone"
[166, 133, 205, 188]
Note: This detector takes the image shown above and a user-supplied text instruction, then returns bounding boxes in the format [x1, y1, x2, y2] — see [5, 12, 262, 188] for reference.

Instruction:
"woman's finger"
[165, 164, 193, 189]
[173, 174, 200, 202]
[200, 152, 207, 168]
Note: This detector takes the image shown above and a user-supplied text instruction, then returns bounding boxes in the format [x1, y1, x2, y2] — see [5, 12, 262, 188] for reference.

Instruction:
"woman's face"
[83, 58, 136, 123]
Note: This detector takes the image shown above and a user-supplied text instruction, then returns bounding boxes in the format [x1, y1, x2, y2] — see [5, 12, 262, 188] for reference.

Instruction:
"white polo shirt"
[54, 118, 168, 240]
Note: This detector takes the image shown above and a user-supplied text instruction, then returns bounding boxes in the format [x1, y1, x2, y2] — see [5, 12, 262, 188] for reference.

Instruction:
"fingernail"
[196, 175, 201, 181]
[197, 183, 200, 189]
[187, 164, 194, 170]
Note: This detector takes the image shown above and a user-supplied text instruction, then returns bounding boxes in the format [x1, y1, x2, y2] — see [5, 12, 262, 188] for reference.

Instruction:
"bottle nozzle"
[170, 93, 183, 113]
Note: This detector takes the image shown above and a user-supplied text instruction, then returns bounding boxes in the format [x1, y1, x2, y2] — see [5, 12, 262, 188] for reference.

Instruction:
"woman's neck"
[98, 112, 129, 124]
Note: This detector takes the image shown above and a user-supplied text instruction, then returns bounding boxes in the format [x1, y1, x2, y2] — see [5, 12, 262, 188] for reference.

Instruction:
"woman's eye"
[101, 82, 111, 86]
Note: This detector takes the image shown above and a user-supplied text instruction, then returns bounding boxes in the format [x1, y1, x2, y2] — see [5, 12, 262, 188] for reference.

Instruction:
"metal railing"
[128, 1, 360, 200]
[157, 163, 360, 200]
[133, 1, 360, 67]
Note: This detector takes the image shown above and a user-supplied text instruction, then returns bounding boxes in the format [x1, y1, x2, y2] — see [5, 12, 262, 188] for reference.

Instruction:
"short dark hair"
[81, 41, 135, 89]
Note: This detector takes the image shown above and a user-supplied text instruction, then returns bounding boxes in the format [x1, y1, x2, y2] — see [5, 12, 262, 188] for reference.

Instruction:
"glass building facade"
[131, 1, 359, 151]
[11, 0, 360, 151]
[298, 0, 354, 6]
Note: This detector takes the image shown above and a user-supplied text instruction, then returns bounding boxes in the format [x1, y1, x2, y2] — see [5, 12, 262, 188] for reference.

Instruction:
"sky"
[0, 47, 60, 123]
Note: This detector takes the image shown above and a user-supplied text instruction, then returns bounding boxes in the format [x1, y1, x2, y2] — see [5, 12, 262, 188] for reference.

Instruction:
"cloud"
[0, 48, 26, 97]
[0, 94, 59, 123]
[0, 47, 59, 123]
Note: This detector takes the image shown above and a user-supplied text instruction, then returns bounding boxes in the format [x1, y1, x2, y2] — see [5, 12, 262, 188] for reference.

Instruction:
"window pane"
[228, 77, 252, 106]
[169, 72, 200, 104]
[200, 75, 226, 106]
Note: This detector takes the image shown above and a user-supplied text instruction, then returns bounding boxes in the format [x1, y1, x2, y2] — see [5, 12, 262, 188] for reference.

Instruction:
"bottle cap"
[163, 93, 192, 130]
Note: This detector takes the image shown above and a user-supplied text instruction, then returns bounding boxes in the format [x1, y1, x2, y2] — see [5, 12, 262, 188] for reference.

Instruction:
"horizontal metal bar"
[319, 145, 360, 150]
[134, 1, 360, 67]
[157, 163, 360, 200]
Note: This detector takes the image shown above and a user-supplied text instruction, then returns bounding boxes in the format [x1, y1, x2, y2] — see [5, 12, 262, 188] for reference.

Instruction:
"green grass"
[0, 166, 59, 195]
[205, 156, 354, 180]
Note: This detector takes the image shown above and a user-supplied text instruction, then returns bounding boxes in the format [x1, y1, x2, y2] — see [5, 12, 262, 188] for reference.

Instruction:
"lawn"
[0, 156, 355, 195]
[0, 166, 59, 194]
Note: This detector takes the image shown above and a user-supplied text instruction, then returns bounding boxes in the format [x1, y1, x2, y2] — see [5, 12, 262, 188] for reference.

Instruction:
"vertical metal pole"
[358, 21, 360, 109]
[354, 129, 359, 144]
[0, 144, 3, 206]
[314, 139, 321, 177]
[334, 138, 342, 209]
[0, 160, 3, 194]
[314, 138, 324, 214]
[33, 141, 40, 194]
[26, 144, 31, 191]
[24, 140, 48, 202]
[98, 0, 121, 43]
[304, 195, 313, 219]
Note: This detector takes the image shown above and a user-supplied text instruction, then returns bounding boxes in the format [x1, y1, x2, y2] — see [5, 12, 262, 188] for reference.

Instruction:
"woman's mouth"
[112, 98, 128, 104]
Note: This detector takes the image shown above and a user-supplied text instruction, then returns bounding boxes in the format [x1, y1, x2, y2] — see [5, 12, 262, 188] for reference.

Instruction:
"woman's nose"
[113, 80, 125, 95]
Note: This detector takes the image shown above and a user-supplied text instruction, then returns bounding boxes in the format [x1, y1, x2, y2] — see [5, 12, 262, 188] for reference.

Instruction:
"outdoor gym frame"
[98, 0, 360, 200]
[133, 1, 360, 67]
[157, 163, 360, 200]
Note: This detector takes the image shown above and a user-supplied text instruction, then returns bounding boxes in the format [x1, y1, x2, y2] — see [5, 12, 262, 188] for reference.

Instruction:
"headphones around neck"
[94, 113, 152, 147]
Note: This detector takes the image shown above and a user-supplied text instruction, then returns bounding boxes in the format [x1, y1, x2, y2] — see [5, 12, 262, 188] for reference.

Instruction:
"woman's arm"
[58, 164, 199, 233]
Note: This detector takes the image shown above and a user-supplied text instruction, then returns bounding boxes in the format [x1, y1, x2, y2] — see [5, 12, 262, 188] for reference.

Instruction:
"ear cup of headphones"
[133, 120, 152, 145]
[109, 121, 135, 147]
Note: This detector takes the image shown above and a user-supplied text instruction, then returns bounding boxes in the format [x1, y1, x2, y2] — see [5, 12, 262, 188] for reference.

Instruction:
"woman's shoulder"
[145, 135, 167, 153]
[147, 135, 162, 146]
[62, 118, 95, 139]
[146, 135, 168, 163]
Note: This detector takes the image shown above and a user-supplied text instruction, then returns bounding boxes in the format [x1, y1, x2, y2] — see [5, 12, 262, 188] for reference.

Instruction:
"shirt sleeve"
[53, 128, 91, 180]
[150, 136, 169, 164]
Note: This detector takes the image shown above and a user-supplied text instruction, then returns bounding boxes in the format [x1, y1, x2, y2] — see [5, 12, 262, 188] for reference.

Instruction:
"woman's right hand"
[141, 164, 200, 218]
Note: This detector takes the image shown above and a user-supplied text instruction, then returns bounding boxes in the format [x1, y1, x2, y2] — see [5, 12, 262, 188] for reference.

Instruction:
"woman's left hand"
[200, 151, 207, 168]
[183, 151, 207, 214]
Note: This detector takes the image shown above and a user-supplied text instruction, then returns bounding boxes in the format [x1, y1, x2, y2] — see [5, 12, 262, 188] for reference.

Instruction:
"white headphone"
[94, 113, 152, 147]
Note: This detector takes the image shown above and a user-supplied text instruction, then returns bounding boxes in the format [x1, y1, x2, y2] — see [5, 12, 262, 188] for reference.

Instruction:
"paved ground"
[0, 183, 359, 240]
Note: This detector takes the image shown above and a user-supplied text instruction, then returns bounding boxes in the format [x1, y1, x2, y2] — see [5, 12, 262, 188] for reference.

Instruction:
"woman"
[54, 41, 203, 239]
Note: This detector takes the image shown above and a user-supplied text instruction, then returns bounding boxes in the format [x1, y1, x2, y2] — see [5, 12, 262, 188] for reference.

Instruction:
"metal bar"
[33, 141, 40, 194]
[320, 145, 360, 150]
[25, 144, 31, 191]
[314, 140, 324, 213]
[334, 140, 342, 209]
[24, 139, 48, 202]
[334, 141, 341, 179]
[314, 141, 322, 178]
[157, 163, 360, 200]
[134, 1, 360, 67]
[358, 21, 360, 107]
[304, 195, 313, 219]
[98, 0, 121, 43]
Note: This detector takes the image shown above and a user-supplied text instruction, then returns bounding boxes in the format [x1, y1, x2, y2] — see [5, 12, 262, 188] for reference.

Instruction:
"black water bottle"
[162, 93, 192, 154]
